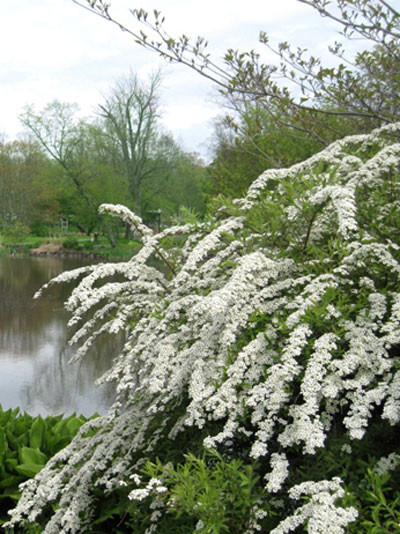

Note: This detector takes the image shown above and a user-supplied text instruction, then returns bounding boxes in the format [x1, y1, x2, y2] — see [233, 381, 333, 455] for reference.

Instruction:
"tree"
[138, 133, 210, 219]
[6, 123, 400, 533]
[0, 138, 59, 234]
[98, 70, 164, 216]
[19, 90, 206, 236]
[20, 101, 103, 235]
[161, 149, 210, 217]
[71, 0, 400, 145]
[20, 101, 130, 242]
[60, 119, 130, 232]
[209, 105, 324, 197]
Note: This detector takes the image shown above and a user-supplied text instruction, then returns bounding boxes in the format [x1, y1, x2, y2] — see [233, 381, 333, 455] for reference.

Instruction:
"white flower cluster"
[264, 453, 289, 493]
[128, 477, 168, 501]
[374, 452, 400, 476]
[6, 123, 400, 533]
[270, 478, 358, 534]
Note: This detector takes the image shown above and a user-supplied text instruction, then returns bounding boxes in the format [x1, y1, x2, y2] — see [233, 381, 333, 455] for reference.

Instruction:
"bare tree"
[98, 70, 163, 216]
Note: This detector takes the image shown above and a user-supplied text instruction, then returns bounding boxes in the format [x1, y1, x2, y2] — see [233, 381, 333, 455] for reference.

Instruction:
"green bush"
[62, 237, 80, 250]
[345, 468, 400, 533]
[134, 449, 268, 533]
[1, 222, 31, 243]
[29, 223, 52, 238]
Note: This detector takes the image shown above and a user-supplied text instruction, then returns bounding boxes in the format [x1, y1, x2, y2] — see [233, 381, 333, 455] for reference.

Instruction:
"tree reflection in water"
[0, 256, 116, 416]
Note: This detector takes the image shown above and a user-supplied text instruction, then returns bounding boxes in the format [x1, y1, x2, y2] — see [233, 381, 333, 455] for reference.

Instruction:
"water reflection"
[0, 256, 116, 416]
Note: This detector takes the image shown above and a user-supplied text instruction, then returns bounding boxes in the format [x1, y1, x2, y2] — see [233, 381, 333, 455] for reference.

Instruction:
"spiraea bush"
[6, 123, 400, 533]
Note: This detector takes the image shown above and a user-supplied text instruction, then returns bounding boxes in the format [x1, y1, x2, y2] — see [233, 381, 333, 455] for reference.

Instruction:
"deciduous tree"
[71, 0, 400, 145]
[98, 70, 164, 216]
[209, 105, 324, 197]
[0, 138, 58, 233]
[20, 102, 129, 242]
[20, 101, 104, 236]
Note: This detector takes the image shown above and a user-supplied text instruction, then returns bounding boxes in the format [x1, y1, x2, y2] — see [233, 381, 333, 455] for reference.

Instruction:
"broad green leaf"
[0, 491, 21, 505]
[0, 408, 12, 425]
[4, 432, 19, 455]
[0, 430, 7, 462]
[19, 446, 47, 467]
[29, 416, 46, 450]
[5, 458, 18, 470]
[14, 417, 31, 437]
[15, 433, 29, 448]
[10, 408, 19, 419]
[15, 463, 45, 478]
[52, 418, 68, 437]
[66, 416, 85, 436]
[46, 436, 71, 455]
[0, 475, 24, 489]
[2, 492, 21, 501]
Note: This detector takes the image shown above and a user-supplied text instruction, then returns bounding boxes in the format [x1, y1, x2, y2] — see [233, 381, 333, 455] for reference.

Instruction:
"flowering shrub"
[5, 123, 400, 533]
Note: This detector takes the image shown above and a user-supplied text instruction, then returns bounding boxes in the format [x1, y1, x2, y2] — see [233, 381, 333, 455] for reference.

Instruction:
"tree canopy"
[209, 106, 324, 197]
[0, 138, 59, 236]
[14, 74, 209, 239]
[98, 70, 163, 216]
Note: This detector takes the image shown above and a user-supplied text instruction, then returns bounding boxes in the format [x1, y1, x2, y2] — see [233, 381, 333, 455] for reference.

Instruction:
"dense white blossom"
[270, 478, 358, 534]
[6, 123, 400, 533]
[264, 453, 289, 493]
[374, 452, 400, 476]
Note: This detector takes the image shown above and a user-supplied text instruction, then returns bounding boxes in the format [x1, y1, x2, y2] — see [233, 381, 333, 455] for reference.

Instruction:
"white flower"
[265, 453, 289, 493]
[374, 453, 400, 476]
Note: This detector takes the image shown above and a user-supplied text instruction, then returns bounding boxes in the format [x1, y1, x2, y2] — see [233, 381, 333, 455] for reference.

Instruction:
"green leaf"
[91, 502, 123, 525]
[15, 433, 29, 448]
[0, 491, 21, 502]
[46, 436, 72, 455]
[0, 408, 13, 426]
[0, 475, 24, 489]
[14, 416, 32, 437]
[5, 458, 18, 471]
[0, 430, 7, 462]
[52, 418, 68, 437]
[66, 416, 85, 436]
[15, 463, 45, 478]
[19, 446, 47, 467]
[29, 416, 46, 450]
[5, 430, 18, 450]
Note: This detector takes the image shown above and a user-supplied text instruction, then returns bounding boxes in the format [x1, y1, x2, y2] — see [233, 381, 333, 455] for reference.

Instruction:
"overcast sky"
[1, 0, 352, 158]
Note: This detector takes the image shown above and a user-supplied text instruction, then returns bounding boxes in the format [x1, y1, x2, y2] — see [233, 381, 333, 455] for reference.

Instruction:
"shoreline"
[0, 241, 136, 262]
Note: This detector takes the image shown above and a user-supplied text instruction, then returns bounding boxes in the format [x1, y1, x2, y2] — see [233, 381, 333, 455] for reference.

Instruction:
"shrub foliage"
[0, 408, 90, 528]
[6, 124, 400, 533]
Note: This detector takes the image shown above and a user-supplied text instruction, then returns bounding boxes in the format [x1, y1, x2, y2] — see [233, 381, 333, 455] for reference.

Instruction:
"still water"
[0, 255, 116, 416]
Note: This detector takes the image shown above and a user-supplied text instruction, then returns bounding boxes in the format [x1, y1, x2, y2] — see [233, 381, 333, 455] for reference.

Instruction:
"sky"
[0, 0, 352, 159]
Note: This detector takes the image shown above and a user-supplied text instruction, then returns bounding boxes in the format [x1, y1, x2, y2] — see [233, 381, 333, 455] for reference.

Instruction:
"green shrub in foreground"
[0, 406, 93, 527]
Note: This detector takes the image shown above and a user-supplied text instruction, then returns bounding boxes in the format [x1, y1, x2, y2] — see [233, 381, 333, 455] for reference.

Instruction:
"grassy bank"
[0, 234, 142, 261]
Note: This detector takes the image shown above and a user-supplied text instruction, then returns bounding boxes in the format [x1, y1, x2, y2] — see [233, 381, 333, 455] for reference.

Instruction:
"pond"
[0, 255, 116, 416]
